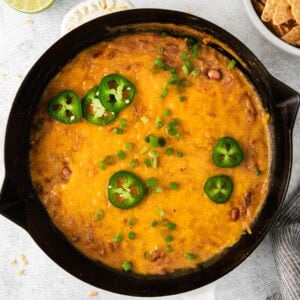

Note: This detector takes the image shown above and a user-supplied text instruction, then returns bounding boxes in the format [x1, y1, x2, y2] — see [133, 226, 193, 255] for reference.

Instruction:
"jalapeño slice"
[212, 137, 244, 168]
[99, 74, 136, 113]
[82, 87, 118, 125]
[204, 175, 233, 203]
[108, 171, 145, 209]
[48, 90, 82, 124]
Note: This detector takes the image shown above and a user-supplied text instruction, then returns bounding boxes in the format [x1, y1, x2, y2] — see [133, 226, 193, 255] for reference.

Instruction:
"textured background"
[0, 0, 299, 299]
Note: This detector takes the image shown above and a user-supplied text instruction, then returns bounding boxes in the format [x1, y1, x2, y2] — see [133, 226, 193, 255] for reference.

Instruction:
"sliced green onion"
[129, 158, 138, 168]
[185, 253, 197, 260]
[168, 69, 181, 85]
[94, 209, 104, 221]
[169, 182, 179, 190]
[255, 169, 262, 175]
[149, 135, 159, 148]
[113, 233, 123, 243]
[151, 220, 159, 227]
[182, 65, 189, 75]
[128, 232, 136, 240]
[127, 217, 136, 227]
[124, 142, 133, 152]
[153, 186, 163, 193]
[191, 44, 200, 58]
[146, 177, 159, 187]
[163, 109, 171, 117]
[117, 150, 126, 160]
[186, 37, 197, 48]
[140, 115, 149, 124]
[120, 118, 127, 128]
[168, 222, 176, 231]
[98, 160, 106, 170]
[228, 59, 237, 69]
[190, 69, 200, 77]
[156, 117, 164, 129]
[154, 58, 167, 70]
[165, 236, 174, 243]
[144, 158, 152, 168]
[181, 51, 188, 60]
[176, 151, 184, 157]
[122, 261, 132, 272]
[160, 87, 169, 99]
[113, 127, 123, 135]
[165, 148, 174, 155]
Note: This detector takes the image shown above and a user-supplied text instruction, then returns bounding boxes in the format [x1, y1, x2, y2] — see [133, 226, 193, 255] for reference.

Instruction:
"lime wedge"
[4, 0, 55, 13]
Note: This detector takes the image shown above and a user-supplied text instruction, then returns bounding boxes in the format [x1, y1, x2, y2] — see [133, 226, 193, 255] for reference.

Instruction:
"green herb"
[120, 118, 127, 128]
[146, 177, 159, 187]
[166, 119, 181, 139]
[124, 142, 133, 152]
[149, 149, 159, 168]
[127, 217, 136, 227]
[169, 182, 179, 190]
[128, 232, 136, 240]
[255, 169, 262, 175]
[94, 209, 104, 221]
[165, 147, 174, 155]
[149, 135, 159, 148]
[168, 222, 176, 231]
[176, 151, 184, 157]
[154, 58, 168, 70]
[113, 233, 123, 243]
[113, 127, 123, 135]
[165, 236, 174, 243]
[160, 87, 169, 99]
[185, 253, 197, 260]
[140, 115, 149, 124]
[122, 261, 132, 272]
[163, 109, 171, 117]
[144, 158, 152, 168]
[117, 150, 126, 160]
[156, 117, 164, 129]
[151, 220, 159, 227]
[129, 158, 138, 168]
[228, 59, 237, 69]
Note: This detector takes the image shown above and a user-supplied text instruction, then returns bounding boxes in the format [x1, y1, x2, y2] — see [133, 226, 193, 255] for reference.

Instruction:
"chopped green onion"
[144, 158, 152, 168]
[182, 65, 189, 75]
[153, 186, 163, 193]
[122, 261, 132, 272]
[163, 109, 171, 117]
[140, 115, 149, 124]
[146, 177, 159, 187]
[185, 253, 197, 260]
[157, 208, 164, 217]
[176, 151, 184, 157]
[186, 37, 197, 48]
[151, 220, 159, 227]
[191, 44, 200, 58]
[156, 117, 164, 129]
[149, 135, 159, 148]
[169, 182, 179, 190]
[160, 87, 169, 99]
[165, 236, 174, 243]
[128, 232, 136, 240]
[113, 233, 123, 243]
[124, 142, 133, 152]
[120, 118, 127, 128]
[255, 169, 262, 175]
[168, 69, 181, 85]
[228, 59, 237, 69]
[94, 209, 104, 221]
[117, 150, 126, 160]
[127, 217, 136, 227]
[149, 150, 159, 168]
[178, 96, 185, 102]
[113, 127, 123, 135]
[190, 69, 200, 77]
[98, 161, 106, 170]
[168, 222, 176, 231]
[158, 137, 166, 147]
[166, 244, 173, 252]
[154, 58, 167, 70]
[165, 148, 174, 155]
[161, 31, 168, 37]
[181, 51, 188, 60]
[129, 158, 138, 168]
[166, 119, 180, 139]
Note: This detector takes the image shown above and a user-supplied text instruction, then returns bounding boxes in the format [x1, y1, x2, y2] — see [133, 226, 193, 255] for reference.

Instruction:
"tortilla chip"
[273, 0, 293, 24]
[282, 25, 300, 45]
[262, 0, 279, 22]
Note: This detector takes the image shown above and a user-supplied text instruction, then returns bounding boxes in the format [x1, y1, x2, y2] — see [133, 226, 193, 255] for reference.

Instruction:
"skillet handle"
[0, 177, 27, 228]
[270, 76, 300, 130]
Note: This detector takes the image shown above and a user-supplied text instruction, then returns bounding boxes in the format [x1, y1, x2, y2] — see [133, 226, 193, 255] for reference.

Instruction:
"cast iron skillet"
[0, 9, 299, 297]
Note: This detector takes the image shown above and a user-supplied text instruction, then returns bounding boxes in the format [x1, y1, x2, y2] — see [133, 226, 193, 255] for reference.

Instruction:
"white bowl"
[243, 0, 300, 56]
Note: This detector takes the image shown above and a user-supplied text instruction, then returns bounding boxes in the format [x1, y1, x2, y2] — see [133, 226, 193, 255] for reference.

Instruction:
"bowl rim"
[243, 0, 300, 56]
